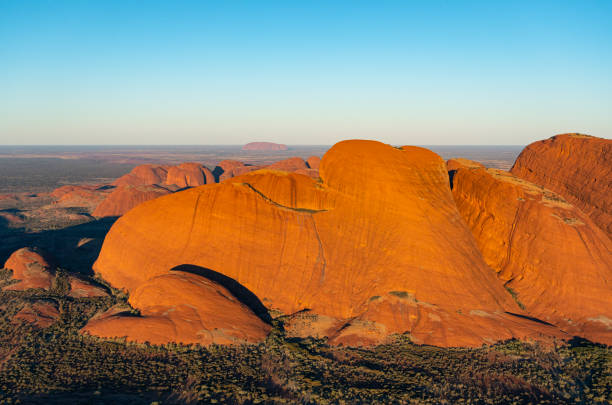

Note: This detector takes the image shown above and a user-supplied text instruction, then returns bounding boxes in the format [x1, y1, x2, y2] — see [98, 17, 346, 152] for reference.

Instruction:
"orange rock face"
[113, 165, 169, 187]
[510, 134, 612, 237]
[215, 160, 248, 182]
[266, 157, 308, 172]
[242, 142, 288, 151]
[446, 158, 484, 172]
[91, 140, 563, 347]
[68, 275, 109, 298]
[92, 185, 173, 218]
[451, 165, 612, 344]
[307, 156, 321, 170]
[165, 162, 215, 188]
[3, 247, 55, 291]
[82, 271, 270, 345]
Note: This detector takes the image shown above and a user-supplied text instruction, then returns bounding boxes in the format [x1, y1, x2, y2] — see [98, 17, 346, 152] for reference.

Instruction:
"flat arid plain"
[0, 136, 610, 404]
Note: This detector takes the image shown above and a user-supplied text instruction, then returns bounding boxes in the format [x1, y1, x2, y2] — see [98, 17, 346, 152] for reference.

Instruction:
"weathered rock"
[68, 275, 109, 298]
[307, 156, 321, 170]
[91, 140, 563, 347]
[12, 300, 60, 328]
[3, 247, 55, 291]
[112, 165, 169, 187]
[82, 271, 270, 345]
[242, 142, 288, 151]
[511, 133, 612, 237]
[215, 160, 247, 182]
[92, 185, 173, 218]
[165, 163, 215, 188]
[446, 158, 484, 172]
[451, 165, 612, 344]
[266, 157, 308, 172]
[51, 185, 110, 211]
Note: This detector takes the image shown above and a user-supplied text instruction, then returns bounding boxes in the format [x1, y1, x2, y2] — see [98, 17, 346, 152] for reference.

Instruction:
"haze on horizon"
[1, 1, 611, 146]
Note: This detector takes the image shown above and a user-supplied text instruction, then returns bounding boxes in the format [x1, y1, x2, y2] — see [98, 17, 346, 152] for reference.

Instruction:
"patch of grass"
[505, 285, 526, 310]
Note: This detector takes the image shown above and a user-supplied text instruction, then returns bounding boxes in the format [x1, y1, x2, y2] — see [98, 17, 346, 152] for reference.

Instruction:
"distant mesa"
[242, 142, 288, 151]
[451, 163, 612, 345]
[88, 140, 572, 348]
[511, 133, 612, 237]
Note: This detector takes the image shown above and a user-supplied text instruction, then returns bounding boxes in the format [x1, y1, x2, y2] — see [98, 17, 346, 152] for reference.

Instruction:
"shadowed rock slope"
[451, 163, 612, 345]
[510, 133, 612, 237]
[89, 140, 563, 347]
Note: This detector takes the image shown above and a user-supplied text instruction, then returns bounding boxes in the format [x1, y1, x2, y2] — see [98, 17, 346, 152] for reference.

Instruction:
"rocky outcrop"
[67, 275, 109, 298]
[165, 163, 215, 188]
[510, 134, 612, 237]
[92, 185, 173, 218]
[446, 158, 484, 172]
[113, 165, 169, 187]
[242, 142, 288, 151]
[3, 247, 55, 291]
[451, 164, 612, 344]
[266, 157, 308, 172]
[82, 271, 270, 345]
[12, 300, 60, 328]
[90, 140, 562, 347]
[51, 185, 111, 211]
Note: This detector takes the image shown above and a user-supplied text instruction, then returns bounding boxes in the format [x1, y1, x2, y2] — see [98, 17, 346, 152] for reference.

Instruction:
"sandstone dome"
[511, 133, 612, 237]
[89, 140, 562, 347]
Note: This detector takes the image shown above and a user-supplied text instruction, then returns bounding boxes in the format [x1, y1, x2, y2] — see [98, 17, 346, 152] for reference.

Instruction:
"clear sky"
[1, 1, 611, 145]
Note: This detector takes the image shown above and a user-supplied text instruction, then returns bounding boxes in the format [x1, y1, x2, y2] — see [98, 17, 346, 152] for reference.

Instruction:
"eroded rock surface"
[3, 247, 55, 291]
[92, 185, 173, 218]
[90, 140, 562, 347]
[510, 133, 612, 237]
[451, 164, 612, 344]
[82, 271, 270, 345]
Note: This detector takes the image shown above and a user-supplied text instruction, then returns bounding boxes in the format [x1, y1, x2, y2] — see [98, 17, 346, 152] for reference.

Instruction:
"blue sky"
[1, 1, 611, 145]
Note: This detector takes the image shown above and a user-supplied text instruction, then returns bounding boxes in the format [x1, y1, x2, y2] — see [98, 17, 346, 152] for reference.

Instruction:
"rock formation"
[510, 134, 612, 237]
[83, 271, 271, 345]
[12, 300, 60, 328]
[90, 140, 562, 347]
[67, 275, 109, 298]
[451, 163, 612, 344]
[3, 247, 55, 291]
[51, 185, 111, 211]
[446, 158, 484, 172]
[113, 165, 169, 187]
[242, 142, 288, 151]
[266, 157, 308, 172]
[306, 156, 321, 170]
[92, 185, 173, 218]
[165, 163, 215, 188]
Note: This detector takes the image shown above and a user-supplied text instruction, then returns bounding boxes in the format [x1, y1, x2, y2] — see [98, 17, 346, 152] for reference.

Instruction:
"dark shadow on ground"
[171, 264, 272, 324]
[0, 217, 118, 276]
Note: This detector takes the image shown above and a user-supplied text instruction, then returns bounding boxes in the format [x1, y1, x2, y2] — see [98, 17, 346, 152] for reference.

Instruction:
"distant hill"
[242, 142, 288, 151]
